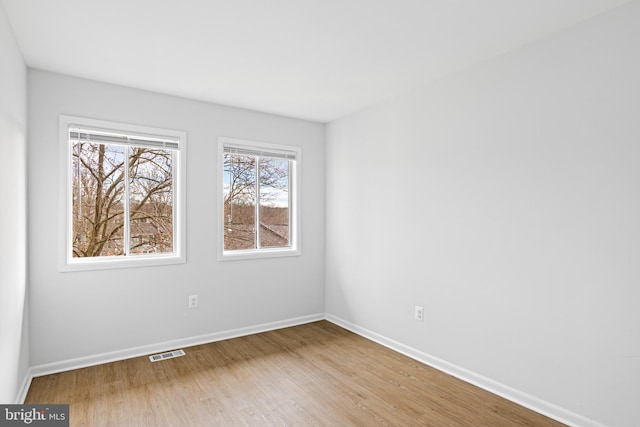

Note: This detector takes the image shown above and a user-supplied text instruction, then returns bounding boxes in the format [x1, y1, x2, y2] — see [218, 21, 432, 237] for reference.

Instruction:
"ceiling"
[1, 0, 631, 122]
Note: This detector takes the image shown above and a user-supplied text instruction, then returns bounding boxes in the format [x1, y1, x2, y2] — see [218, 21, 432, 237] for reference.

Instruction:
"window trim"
[217, 136, 301, 261]
[59, 115, 187, 272]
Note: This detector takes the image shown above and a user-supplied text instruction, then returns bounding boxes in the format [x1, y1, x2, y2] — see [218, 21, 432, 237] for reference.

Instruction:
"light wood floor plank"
[25, 321, 565, 426]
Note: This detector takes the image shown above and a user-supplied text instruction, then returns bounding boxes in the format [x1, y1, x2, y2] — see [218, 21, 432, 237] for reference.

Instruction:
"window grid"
[60, 115, 186, 271]
[219, 137, 300, 260]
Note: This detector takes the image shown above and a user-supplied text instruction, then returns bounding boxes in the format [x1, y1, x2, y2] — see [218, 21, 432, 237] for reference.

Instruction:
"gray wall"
[0, 2, 28, 403]
[13, 2, 640, 425]
[28, 70, 325, 366]
[325, 3, 640, 427]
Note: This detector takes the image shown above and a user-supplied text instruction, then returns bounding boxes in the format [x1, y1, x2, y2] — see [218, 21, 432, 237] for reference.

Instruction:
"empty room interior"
[1, 1, 639, 426]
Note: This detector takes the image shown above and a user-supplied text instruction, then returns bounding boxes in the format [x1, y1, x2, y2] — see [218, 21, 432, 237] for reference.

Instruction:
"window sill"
[60, 253, 186, 272]
[218, 247, 300, 261]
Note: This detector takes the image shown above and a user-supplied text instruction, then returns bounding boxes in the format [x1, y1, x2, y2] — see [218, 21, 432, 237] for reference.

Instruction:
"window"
[59, 115, 186, 271]
[218, 137, 300, 260]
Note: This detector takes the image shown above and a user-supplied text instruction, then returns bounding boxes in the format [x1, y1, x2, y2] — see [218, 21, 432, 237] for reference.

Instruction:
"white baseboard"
[15, 368, 33, 404]
[29, 313, 324, 380]
[324, 314, 607, 427]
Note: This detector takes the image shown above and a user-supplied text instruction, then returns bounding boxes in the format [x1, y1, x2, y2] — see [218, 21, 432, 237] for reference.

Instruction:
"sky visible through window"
[223, 156, 289, 208]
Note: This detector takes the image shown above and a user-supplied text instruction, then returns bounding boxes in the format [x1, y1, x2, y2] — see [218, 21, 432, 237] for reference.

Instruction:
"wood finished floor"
[25, 321, 565, 426]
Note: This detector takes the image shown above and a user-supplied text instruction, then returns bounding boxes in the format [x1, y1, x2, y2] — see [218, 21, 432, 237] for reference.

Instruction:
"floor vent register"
[149, 349, 186, 362]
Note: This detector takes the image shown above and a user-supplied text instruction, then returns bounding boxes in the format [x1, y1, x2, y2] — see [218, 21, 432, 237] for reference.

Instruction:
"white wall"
[0, 3, 28, 403]
[326, 2, 640, 427]
[28, 70, 325, 367]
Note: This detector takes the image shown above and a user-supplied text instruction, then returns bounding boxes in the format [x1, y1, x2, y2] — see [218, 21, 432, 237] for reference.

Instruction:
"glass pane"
[223, 154, 256, 250]
[259, 157, 289, 248]
[72, 142, 125, 257]
[129, 148, 174, 254]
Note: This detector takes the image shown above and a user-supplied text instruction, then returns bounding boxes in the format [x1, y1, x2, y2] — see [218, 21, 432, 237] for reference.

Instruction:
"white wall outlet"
[188, 294, 198, 309]
[415, 305, 424, 322]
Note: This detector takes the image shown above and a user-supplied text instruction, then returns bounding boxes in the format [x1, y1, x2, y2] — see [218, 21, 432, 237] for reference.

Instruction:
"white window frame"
[218, 137, 301, 261]
[59, 115, 187, 271]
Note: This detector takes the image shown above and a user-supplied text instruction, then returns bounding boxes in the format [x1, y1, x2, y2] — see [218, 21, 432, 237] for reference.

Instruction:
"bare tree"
[72, 142, 173, 257]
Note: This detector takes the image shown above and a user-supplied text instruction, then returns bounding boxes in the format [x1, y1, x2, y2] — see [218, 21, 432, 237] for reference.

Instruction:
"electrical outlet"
[415, 305, 424, 322]
[188, 294, 198, 309]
